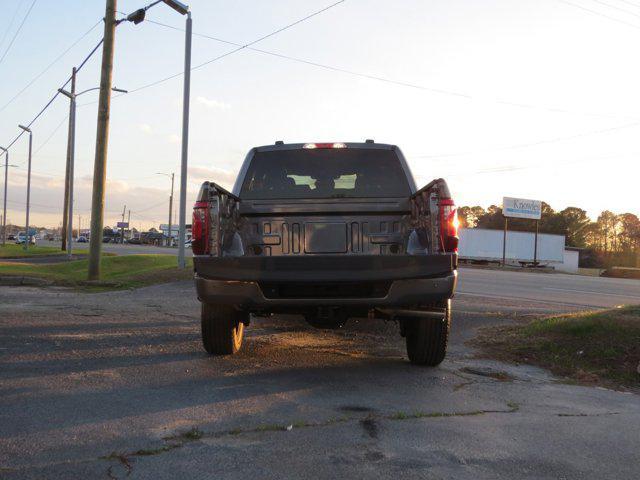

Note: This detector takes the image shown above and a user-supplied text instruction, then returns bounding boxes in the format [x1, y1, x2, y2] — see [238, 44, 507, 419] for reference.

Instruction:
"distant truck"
[458, 228, 565, 266]
[190, 141, 459, 365]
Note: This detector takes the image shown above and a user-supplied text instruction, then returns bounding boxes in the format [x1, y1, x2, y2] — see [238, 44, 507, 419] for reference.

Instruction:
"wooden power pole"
[61, 67, 77, 252]
[88, 0, 117, 280]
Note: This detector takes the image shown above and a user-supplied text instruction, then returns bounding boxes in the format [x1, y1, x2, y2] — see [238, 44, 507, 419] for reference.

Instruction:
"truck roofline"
[253, 142, 397, 152]
[231, 142, 418, 196]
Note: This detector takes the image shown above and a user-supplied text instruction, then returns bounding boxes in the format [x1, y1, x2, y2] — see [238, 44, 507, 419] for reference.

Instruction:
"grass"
[0, 254, 193, 290]
[472, 305, 640, 389]
[0, 244, 81, 258]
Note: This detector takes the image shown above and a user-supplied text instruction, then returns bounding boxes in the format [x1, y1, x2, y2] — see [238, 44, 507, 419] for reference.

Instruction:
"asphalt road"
[0, 270, 639, 479]
[30, 240, 640, 308]
[36, 240, 192, 257]
[458, 267, 640, 308]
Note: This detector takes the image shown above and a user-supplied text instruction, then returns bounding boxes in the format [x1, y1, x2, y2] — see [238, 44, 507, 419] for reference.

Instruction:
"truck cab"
[192, 141, 459, 365]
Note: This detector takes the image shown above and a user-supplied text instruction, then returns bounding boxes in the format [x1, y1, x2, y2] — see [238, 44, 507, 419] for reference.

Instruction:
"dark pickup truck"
[192, 141, 459, 365]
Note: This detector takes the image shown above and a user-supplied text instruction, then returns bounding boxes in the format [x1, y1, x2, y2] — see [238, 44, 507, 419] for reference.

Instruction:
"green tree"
[617, 213, 640, 252]
[595, 211, 618, 253]
[457, 206, 486, 228]
[557, 207, 591, 248]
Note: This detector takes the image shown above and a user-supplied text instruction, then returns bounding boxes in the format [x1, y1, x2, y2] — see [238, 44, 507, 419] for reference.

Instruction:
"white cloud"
[188, 165, 237, 190]
[138, 123, 153, 134]
[196, 96, 231, 110]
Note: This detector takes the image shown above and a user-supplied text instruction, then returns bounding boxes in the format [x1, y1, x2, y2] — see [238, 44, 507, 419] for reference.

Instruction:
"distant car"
[7, 234, 16, 240]
[15, 232, 36, 245]
[103, 237, 112, 243]
[127, 238, 141, 244]
[77, 236, 88, 243]
[185, 239, 192, 248]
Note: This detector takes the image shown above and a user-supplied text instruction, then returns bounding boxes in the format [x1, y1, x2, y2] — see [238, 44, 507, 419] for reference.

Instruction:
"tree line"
[457, 204, 640, 268]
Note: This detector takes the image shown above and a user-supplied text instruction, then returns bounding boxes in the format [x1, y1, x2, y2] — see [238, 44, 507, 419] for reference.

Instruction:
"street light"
[156, 172, 175, 247]
[0, 146, 18, 246]
[174, 3, 192, 269]
[125, 0, 188, 23]
[162, 0, 189, 15]
[127, 0, 191, 268]
[17, 125, 32, 251]
[59, 73, 127, 260]
[87, 0, 191, 280]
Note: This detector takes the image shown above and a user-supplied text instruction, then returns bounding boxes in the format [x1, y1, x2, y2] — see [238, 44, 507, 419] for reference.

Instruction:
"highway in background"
[30, 240, 640, 308]
[458, 267, 640, 309]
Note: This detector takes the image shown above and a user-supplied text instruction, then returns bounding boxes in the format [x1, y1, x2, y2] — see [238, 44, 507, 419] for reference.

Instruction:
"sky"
[1, 0, 639, 230]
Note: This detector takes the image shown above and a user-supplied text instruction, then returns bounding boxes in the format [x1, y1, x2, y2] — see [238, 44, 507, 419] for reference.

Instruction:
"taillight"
[192, 201, 210, 255]
[439, 198, 459, 253]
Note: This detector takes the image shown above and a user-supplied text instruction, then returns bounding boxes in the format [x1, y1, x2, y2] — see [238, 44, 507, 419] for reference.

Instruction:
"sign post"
[502, 217, 508, 266]
[534, 219, 539, 265]
[502, 197, 542, 266]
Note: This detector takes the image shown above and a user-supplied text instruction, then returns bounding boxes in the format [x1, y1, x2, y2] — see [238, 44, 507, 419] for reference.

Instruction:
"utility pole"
[168, 173, 174, 247]
[127, 209, 130, 240]
[61, 68, 77, 252]
[157, 172, 175, 246]
[1, 147, 10, 246]
[88, 0, 117, 280]
[120, 204, 126, 244]
[18, 125, 33, 251]
[177, 11, 192, 268]
[59, 67, 77, 257]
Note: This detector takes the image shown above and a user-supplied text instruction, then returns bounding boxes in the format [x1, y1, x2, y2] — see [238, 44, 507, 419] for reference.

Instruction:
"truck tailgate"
[194, 254, 456, 282]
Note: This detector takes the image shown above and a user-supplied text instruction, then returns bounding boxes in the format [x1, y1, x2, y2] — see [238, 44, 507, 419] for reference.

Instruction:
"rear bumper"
[194, 254, 457, 309]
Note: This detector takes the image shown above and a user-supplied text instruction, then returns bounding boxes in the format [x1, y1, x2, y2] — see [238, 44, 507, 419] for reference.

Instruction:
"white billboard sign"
[503, 197, 542, 220]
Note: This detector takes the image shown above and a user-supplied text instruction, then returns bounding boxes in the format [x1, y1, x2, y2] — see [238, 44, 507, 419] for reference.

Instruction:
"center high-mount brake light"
[303, 143, 347, 149]
[439, 198, 459, 253]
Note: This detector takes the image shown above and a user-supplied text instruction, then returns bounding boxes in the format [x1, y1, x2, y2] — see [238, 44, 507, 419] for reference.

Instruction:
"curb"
[0, 276, 53, 286]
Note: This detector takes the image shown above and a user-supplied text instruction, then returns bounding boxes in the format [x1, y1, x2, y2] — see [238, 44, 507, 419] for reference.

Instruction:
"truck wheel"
[405, 300, 451, 366]
[201, 303, 246, 355]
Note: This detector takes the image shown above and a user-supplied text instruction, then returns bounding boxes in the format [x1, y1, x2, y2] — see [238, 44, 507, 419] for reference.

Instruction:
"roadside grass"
[0, 254, 193, 290]
[0, 244, 81, 258]
[472, 305, 640, 389]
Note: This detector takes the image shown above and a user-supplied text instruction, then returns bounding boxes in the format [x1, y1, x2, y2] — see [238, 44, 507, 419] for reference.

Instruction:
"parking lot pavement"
[35, 240, 192, 257]
[0, 272, 639, 479]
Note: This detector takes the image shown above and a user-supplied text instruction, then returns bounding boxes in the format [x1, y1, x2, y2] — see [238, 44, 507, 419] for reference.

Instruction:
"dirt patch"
[470, 305, 640, 390]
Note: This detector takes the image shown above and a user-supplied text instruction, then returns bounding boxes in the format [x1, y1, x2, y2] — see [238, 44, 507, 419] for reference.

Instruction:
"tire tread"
[405, 300, 451, 366]
[201, 303, 245, 355]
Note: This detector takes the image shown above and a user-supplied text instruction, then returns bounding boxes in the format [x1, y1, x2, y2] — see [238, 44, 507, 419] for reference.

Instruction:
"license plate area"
[304, 222, 347, 253]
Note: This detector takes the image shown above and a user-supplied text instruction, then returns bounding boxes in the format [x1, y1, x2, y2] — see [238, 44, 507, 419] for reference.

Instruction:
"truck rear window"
[240, 148, 411, 199]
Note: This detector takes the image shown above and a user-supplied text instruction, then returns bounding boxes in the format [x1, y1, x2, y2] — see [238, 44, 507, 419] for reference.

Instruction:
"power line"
[0, 0, 38, 68]
[556, 0, 640, 30]
[589, 0, 640, 18]
[34, 115, 69, 155]
[0, 0, 26, 52]
[0, 36, 104, 153]
[412, 121, 640, 159]
[145, 18, 639, 121]
[128, 0, 347, 93]
[132, 199, 168, 214]
[0, 20, 102, 114]
[445, 151, 639, 177]
[616, 0, 640, 9]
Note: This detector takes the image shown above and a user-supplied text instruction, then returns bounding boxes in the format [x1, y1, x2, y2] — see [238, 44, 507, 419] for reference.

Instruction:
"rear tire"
[405, 300, 451, 366]
[201, 303, 246, 355]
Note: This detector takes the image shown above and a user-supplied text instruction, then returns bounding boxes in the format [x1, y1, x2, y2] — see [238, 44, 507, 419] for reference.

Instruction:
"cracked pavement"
[0, 270, 639, 479]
